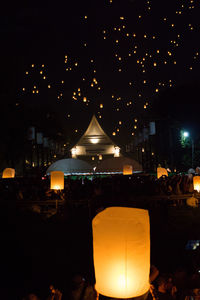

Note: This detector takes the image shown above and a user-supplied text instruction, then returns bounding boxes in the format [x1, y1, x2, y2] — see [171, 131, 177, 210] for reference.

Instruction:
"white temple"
[70, 115, 120, 160]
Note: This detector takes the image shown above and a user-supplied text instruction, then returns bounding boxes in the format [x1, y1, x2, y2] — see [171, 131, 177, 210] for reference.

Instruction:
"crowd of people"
[1, 171, 199, 299]
[6, 172, 197, 216]
[3, 172, 199, 205]
[21, 265, 200, 300]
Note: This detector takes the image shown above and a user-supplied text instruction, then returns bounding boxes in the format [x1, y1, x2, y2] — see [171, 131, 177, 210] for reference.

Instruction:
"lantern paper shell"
[50, 171, 64, 190]
[186, 196, 198, 208]
[193, 176, 200, 192]
[92, 207, 150, 299]
[123, 165, 133, 175]
[157, 167, 168, 179]
[2, 168, 15, 178]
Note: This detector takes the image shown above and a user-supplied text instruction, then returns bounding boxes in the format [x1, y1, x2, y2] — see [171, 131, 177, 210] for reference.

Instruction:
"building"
[70, 115, 120, 162]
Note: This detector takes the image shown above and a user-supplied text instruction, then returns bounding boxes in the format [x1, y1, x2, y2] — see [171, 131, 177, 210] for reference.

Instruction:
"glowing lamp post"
[92, 207, 150, 299]
[193, 176, 200, 193]
[114, 147, 120, 157]
[2, 168, 15, 178]
[181, 131, 194, 168]
[50, 171, 64, 190]
[123, 165, 133, 175]
[183, 131, 189, 138]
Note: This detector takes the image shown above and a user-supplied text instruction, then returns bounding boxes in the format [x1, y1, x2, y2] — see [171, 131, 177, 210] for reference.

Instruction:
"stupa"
[70, 115, 120, 161]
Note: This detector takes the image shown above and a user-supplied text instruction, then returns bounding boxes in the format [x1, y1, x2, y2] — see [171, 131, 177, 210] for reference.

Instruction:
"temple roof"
[76, 115, 116, 147]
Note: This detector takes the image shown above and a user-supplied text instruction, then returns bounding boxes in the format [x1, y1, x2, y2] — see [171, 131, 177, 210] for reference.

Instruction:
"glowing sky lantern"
[2, 168, 15, 178]
[186, 196, 198, 208]
[193, 176, 200, 192]
[123, 165, 133, 175]
[157, 167, 168, 179]
[18, 1, 199, 139]
[92, 207, 150, 299]
[50, 171, 64, 190]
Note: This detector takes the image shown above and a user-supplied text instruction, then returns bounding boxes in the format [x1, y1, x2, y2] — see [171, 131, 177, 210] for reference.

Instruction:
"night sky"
[6, 0, 200, 143]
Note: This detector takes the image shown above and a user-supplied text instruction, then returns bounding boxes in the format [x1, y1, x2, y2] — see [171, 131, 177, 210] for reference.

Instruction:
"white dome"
[96, 157, 143, 173]
[46, 158, 93, 175]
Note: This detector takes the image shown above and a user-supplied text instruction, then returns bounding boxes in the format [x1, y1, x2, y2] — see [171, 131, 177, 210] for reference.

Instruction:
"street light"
[181, 131, 194, 168]
[183, 131, 189, 138]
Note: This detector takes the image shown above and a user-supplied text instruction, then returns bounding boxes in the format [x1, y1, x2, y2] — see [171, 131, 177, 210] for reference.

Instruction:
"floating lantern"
[157, 167, 168, 179]
[92, 207, 150, 299]
[123, 165, 133, 175]
[50, 171, 64, 190]
[193, 176, 200, 192]
[186, 196, 198, 208]
[2, 168, 15, 178]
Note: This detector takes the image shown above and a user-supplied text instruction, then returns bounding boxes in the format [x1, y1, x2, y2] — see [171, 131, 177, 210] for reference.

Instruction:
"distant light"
[71, 147, 77, 158]
[91, 138, 99, 144]
[183, 131, 189, 137]
[114, 146, 120, 157]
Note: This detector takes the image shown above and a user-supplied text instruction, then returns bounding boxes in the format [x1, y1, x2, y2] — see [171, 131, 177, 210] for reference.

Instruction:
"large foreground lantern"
[193, 176, 200, 193]
[123, 165, 133, 175]
[50, 171, 64, 190]
[157, 167, 168, 179]
[92, 207, 150, 299]
[2, 168, 15, 178]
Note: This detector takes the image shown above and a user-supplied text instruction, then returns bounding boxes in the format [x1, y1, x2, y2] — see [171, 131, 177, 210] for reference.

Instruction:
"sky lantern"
[193, 176, 200, 192]
[123, 165, 133, 175]
[92, 207, 150, 299]
[50, 171, 64, 190]
[186, 196, 198, 208]
[2, 168, 15, 178]
[157, 167, 168, 179]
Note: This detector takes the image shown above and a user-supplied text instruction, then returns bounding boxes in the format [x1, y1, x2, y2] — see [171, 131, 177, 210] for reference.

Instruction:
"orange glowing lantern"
[50, 171, 64, 190]
[193, 176, 200, 192]
[186, 196, 198, 208]
[2, 168, 15, 178]
[157, 167, 168, 179]
[123, 165, 133, 175]
[92, 207, 150, 299]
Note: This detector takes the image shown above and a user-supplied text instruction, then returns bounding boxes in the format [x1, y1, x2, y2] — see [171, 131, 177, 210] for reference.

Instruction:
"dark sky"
[2, 0, 200, 143]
